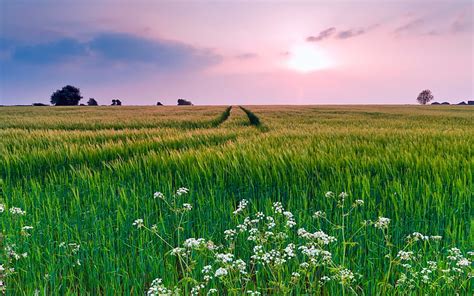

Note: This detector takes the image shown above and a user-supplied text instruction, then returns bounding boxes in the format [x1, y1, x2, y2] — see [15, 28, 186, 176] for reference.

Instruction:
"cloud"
[306, 27, 336, 42]
[5, 32, 221, 71]
[393, 12, 472, 37]
[336, 28, 366, 39]
[307, 25, 376, 42]
[88, 33, 220, 69]
[11, 38, 88, 64]
[393, 18, 424, 35]
[234, 52, 259, 60]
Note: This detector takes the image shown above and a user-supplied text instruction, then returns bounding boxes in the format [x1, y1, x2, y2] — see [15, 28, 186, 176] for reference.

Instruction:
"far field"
[1, 105, 472, 294]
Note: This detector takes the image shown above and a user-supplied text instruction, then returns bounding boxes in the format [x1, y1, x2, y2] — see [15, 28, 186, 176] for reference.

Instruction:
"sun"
[286, 44, 333, 73]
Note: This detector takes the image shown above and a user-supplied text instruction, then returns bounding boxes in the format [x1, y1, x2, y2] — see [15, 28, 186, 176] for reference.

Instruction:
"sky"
[0, 0, 472, 105]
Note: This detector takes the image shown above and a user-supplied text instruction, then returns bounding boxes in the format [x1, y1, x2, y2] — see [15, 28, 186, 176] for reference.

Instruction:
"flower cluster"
[136, 189, 473, 295]
[1, 203, 31, 293]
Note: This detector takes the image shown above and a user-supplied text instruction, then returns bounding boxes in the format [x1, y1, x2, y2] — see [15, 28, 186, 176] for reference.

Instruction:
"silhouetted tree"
[177, 99, 193, 106]
[156, 102, 163, 106]
[417, 89, 434, 105]
[111, 99, 122, 106]
[87, 98, 98, 106]
[50, 85, 82, 106]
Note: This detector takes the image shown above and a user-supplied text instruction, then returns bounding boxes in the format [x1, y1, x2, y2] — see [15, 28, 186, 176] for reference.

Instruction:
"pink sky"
[0, 0, 472, 105]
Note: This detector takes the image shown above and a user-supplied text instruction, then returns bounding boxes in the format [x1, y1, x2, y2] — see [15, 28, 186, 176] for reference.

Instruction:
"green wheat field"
[1, 105, 473, 295]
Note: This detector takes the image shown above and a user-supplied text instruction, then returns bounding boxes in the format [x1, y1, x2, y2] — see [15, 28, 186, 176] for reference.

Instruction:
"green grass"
[0, 105, 472, 294]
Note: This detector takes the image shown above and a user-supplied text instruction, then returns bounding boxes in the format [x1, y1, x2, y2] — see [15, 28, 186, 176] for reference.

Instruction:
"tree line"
[48, 85, 193, 106]
[38, 85, 473, 106]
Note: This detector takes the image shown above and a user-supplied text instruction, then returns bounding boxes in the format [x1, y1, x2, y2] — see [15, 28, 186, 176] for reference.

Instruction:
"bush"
[177, 99, 193, 106]
[87, 98, 98, 106]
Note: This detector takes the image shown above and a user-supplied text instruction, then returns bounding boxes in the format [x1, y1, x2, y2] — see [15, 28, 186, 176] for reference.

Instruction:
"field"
[1, 105, 473, 295]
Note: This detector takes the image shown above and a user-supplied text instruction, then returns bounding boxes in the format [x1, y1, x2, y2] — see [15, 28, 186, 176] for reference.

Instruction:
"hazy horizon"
[1, 0, 473, 105]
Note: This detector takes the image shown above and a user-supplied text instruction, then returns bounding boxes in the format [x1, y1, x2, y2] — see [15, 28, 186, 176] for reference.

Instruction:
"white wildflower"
[69, 243, 80, 254]
[215, 253, 234, 263]
[325, 191, 334, 198]
[9, 207, 26, 215]
[320, 275, 331, 284]
[202, 265, 212, 274]
[176, 187, 189, 196]
[300, 262, 309, 269]
[215, 267, 228, 277]
[374, 217, 390, 229]
[153, 192, 165, 199]
[147, 278, 175, 296]
[313, 211, 326, 218]
[266, 216, 276, 229]
[0, 204, 4, 213]
[182, 203, 192, 211]
[272, 202, 284, 214]
[233, 199, 249, 215]
[291, 272, 301, 280]
[207, 289, 218, 295]
[183, 238, 206, 249]
[233, 259, 247, 274]
[297, 228, 336, 245]
[354, 199, 364, 206]
[171, 247, 186, 256]
[338, 268, 355, 284]
[224, 229, 237, 240]
[457, 258, 470, 267]
[339, 192, 349, 200]
[21, 225, 33, 236]
[133, 219, 144, 228]
[397, 250, 414, 261]
[407, 232, 429, 242]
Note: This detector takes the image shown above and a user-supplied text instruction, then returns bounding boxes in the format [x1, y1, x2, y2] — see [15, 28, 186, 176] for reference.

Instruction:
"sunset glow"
[286, 44, 334, 73]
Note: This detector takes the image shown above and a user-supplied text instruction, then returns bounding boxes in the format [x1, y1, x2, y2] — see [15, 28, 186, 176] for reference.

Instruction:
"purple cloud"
[393, 18, 424, 35]
[306, 27, 336, 42]
[336, 28, 366, 39]
[234, 52, 259, 60]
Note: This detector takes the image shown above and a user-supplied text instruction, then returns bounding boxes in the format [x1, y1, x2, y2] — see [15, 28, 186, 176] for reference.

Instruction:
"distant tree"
[156, 102, 163, 106]
[50, 85, 82, 106]
[111, 99, 122, 106]
[87, 98, 98, 106]
[417, 89, 434, 105]
[32, 103, 48, 106]
[177, 99, 193, 106]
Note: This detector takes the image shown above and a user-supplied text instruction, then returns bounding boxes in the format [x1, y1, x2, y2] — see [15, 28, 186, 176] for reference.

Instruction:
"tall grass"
[0, 105, 472, 294]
